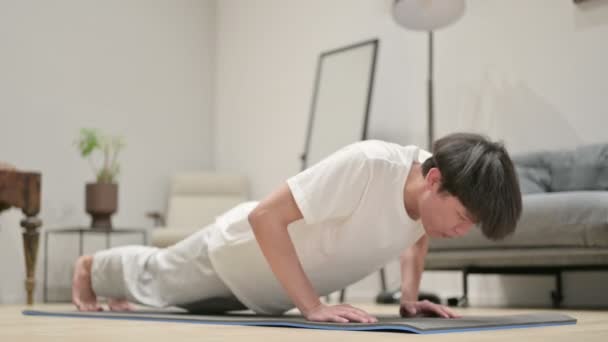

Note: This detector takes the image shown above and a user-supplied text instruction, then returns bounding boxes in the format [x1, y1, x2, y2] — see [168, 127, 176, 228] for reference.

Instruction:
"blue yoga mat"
[22, 309, 576, 334]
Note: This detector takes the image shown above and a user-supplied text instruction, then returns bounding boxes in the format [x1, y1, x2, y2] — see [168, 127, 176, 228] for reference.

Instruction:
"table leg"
[79, 230, 83, 256]
[43, 231, 49, 303]
[21, 215, 42, 305]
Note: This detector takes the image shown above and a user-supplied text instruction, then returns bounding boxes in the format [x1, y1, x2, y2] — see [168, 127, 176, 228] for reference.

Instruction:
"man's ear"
[425, 167, 443, 191]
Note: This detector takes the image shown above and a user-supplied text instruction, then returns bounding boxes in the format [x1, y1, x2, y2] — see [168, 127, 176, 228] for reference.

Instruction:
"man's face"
[418, 168, 476, 238]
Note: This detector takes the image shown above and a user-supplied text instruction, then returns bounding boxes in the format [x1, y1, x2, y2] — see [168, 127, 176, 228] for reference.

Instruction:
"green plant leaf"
[77, 128, 125, 183]
[76, 128, 100, 157]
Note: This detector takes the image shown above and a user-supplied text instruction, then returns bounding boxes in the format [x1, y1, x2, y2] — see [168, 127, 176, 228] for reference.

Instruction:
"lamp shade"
[392, 0, 465, 31]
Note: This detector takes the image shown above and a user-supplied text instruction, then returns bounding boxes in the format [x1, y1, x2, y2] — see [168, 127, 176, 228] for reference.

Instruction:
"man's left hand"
[399, 300, 461, 318]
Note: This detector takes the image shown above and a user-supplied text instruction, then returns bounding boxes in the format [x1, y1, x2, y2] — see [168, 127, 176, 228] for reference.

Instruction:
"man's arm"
[400, 234, 428, 302]
[248, 182, 377, 323]
[248, 183, 320, 315]
[399, 234, 460, 318]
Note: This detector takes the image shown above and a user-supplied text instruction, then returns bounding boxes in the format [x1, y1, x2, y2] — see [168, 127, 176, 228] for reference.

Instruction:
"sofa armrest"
[146, 211, 166, 227]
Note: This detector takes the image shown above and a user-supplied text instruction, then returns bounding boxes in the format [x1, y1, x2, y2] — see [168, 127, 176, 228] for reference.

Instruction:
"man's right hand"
[304, 303, 378, 323]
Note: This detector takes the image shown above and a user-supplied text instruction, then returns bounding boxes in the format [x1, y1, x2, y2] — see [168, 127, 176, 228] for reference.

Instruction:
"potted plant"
[75, 128, 125, 230]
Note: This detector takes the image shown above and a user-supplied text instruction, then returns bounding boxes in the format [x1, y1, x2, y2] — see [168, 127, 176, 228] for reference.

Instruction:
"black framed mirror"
[300, 39, 379, 170]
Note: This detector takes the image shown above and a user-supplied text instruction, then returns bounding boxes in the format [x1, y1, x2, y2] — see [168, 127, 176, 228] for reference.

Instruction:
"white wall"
[214, 0, 427, 199]
[215, 0, 608, 307]
[436, 0, 608, 151]
[0, 0, 216, 303]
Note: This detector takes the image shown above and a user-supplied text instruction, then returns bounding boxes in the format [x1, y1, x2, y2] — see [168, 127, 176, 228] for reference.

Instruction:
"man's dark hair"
[421, 133, 522, 240]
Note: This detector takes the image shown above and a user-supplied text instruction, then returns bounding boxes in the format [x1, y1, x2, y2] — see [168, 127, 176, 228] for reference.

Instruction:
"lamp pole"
[427, 31, 434, 150]
[392, 0, 465, 149]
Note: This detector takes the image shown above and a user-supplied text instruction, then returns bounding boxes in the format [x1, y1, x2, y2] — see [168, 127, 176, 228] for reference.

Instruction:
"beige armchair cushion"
[151, 172, 249, 247]
[150, 226, 201, 248]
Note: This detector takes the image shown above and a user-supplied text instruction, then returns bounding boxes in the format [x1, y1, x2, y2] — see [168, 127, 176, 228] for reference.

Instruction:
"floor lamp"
[393, 0, 465, 149]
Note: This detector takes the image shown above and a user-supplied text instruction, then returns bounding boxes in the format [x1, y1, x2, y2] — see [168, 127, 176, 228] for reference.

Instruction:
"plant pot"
[85, 182, 118, 230]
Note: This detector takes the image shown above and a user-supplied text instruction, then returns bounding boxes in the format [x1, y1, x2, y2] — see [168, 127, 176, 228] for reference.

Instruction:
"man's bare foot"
[108, 298, 135, 311]
[72, 255, 102, 312]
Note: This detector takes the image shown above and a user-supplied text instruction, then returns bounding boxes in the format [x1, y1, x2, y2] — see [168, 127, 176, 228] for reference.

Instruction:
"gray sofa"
[425, 143, 608, 307]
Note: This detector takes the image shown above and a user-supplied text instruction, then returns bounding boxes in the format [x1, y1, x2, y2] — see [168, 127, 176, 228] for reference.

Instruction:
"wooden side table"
[0, 170, 42, 305]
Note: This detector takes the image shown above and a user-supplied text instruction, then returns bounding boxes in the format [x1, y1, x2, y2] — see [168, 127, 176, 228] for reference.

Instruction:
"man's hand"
[399, 300, 461, 319]
[304, 303, 378, 323]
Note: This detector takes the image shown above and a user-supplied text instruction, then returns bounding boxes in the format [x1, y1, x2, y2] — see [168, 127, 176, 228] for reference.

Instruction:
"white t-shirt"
[206, 140, 432, 315]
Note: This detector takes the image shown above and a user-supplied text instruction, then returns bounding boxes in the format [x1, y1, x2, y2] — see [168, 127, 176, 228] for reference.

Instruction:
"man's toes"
[116, 303, 134, 311]
[85, 304, 102, 312]
[73, 298, 83, 311]
[108, 300, 134, 312]
[75, 300, 101, 312]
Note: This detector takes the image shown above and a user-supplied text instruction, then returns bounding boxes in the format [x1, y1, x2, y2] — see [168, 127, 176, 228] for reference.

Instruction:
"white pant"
[91, 225, 246, 312]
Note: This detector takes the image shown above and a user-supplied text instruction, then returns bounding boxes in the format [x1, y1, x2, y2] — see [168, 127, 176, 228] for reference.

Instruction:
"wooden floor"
[2, 303, 607, 342]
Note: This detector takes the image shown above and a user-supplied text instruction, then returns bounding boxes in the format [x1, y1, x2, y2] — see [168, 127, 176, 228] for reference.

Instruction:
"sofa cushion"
[516, 166, 551, 194]
[512, 143, 608, 192]
[429, 191, 608, 250]
[551, 144, 608, 191]
[425, 248, 608, 269]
